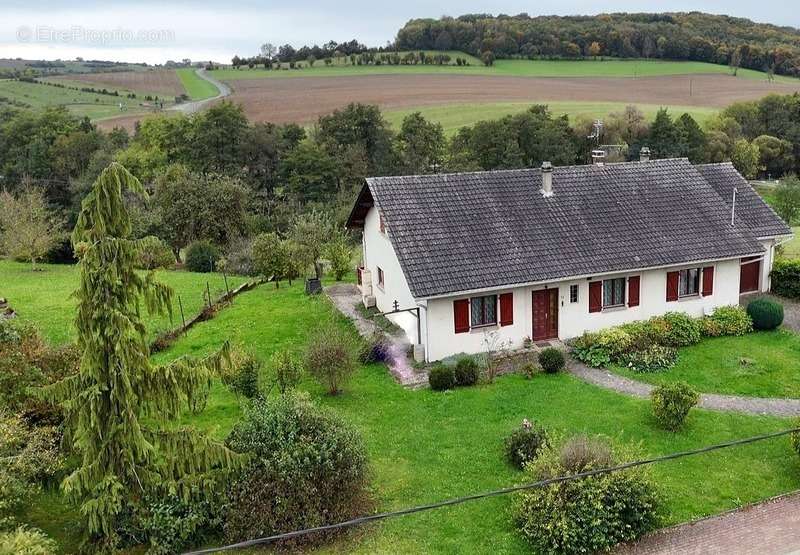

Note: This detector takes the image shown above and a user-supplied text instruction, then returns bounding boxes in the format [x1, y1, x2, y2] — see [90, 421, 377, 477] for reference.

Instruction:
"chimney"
[640, 146, 651, 163]
[591, 149, 606, 166]
[541, 161, 553, 197]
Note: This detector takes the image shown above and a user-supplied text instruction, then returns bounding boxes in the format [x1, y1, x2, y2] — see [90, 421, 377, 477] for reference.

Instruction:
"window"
[602, 278, 625, 308]
[678, 268, 700, 297]
[569, 284, 579, 303]
[470, 295, 497, 327]
[377, 267, 385, 289]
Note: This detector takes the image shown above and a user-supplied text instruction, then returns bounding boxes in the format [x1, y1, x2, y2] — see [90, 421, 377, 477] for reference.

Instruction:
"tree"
[317, 103, 395, 176]
[289, 210, 333, 279]
[396, 112, 445, 174]
[41, 163, 240, 547]
[260, 42, 276, 64]
[730, 46, 742, 76]
[481, 50, 495, 66]
[753, 135, 794, 177]
[731, 139, 760, 179]
[774, 176, 800, 225]
[588, 41, 602, 58]
[325, 230, 352, 281]
[647, 109, 682, 159]
[190, 101, 248, 173]
[279, 142, 339, 203]
[0, 184, 65, 270]
[675, 113, 706, 162]
[252, 232, 289, 287]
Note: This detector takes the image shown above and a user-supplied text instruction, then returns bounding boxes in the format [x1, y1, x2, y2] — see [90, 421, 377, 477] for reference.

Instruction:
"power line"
[184, 427, 800, 555]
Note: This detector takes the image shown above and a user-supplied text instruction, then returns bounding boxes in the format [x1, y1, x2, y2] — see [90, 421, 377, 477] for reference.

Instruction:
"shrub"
[702, 305, 752, 337]
[514, 437, 659, 554]
[572, 328, 631, 367]
[359, 333, 393, 364]
[538, 348, 565, 373]
[184, 240, 220, 273]
[651, 382, 699, 431]
[220, 237, 256, 276]
[305, 324, 359, 395]
[505, 419, 549, 469]
[519, 362, 538, 379]
[135, 236, 175, 270]
[454, 357, 480, 386]
[224, 394, 370, 546]
[137, 494, 223, 555]
[270, 349, 302, 394]
[619, 344, 678, 373]
[221, 348, 261, 399]
[791, 421, 800, 458]
[656, 312, 702, 347]
[428, 363, 456, 391]
[0, 526, 57, 555]
[558, 435, 614, 473]
[747, 298, 784, 331]
[771, 259, 800, 300]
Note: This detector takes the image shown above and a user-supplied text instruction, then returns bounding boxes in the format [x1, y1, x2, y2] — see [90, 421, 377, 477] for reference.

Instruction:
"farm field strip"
[176, 67, 221, 100]
[48, 68, 185, 98]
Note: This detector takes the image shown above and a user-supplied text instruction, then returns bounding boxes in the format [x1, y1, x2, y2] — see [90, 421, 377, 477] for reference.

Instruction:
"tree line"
[396, 12, 800, 77]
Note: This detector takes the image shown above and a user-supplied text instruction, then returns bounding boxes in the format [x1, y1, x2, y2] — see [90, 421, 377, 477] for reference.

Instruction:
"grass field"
[176, 68, 220, 100]
[611, 331, 800, 399]
[384, 101, 718, 135]
[0, 78, 147, 119]
[214, 56, 797, 83]
[15, 271, 800, 553]
[0, 260, 245, 345]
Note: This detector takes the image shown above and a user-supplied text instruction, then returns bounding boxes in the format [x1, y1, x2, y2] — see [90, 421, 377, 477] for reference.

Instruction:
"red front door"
[740, 257, 761, 293]
[532, 289, 559, 341]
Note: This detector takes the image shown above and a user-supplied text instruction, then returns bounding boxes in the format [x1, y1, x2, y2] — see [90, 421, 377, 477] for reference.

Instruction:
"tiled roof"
[358, 159, 773, 299]
[695, 162, 792, 239]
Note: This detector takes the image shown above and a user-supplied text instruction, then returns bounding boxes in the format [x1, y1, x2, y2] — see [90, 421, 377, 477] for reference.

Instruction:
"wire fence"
[183, 426, 800, 554]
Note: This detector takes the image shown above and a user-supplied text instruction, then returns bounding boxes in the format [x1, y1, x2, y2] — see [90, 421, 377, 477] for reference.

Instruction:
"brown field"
[222, 73, 800, 124]
[97, 72, 800, 131]
[54, 69, 185, 97]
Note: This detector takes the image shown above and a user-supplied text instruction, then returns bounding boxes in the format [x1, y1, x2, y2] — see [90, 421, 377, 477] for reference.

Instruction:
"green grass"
[40, 77, 170, 105]
[214, 57, 797, 83]
[0, 78, 148, 120]
[176, 68, 220, 100]
[611, 331, 800, 399]
[384, 101, 717, 136]
[0, 260, 245, 345]
[13, 271, 800, 553]
[784, 228, 800, 259]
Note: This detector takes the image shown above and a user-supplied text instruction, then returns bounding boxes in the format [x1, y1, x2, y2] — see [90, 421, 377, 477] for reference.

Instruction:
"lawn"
[0, 79, 147, 120]
[19, 277, 800, 554]
[384, 101, 717, 136]
[785, 228, 800, 259]
[611, 330, 800, 399]
[176, 68, 220, 100]
[214, 56, 796, 83]
[0, 260, 245, 345]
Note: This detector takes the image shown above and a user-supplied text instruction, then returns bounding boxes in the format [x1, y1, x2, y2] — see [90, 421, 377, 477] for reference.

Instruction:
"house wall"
[361, 206, 420, 343]
[424, 259, 742, 362]
[760, 239, 775, 292]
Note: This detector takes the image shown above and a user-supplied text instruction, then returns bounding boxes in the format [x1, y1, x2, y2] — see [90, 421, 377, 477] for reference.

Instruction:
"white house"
[346, 157, 792, 362]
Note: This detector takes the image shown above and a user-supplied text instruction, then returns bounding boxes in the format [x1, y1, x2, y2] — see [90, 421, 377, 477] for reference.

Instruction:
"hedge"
[771, 259, 800, 300]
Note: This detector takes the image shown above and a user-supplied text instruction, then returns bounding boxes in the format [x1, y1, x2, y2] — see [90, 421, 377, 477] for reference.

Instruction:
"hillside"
[396, 12, 800, 77]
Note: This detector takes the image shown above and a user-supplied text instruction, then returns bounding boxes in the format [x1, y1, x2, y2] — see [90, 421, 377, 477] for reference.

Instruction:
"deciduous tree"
[0, 183, 65, 270]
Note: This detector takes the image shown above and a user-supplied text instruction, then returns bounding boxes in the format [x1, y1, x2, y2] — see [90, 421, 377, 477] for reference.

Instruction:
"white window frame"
[678, 268, 701, 298]
[602, 277, 626, 309]
[470, 294, 498, 328]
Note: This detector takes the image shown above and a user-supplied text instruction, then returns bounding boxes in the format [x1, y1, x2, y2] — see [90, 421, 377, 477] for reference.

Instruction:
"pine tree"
[42, 162, 242, 548]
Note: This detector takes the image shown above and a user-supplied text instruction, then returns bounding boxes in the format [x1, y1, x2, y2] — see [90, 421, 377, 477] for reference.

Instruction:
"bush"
[184, 240, 220, 273]
[771, 258, 800, 300]
[558, 435, 614, 473]
[656, 312, 702, 347]
[0, 526, 57, 555]
[224, 394, 370, 547]
[454, 357, 480, 386]
[135, 236, 175, 270]
[572, 328, 632, 367]
[747, 298, 784, 330]
[270, 349, 302, 394]
[538, 348, 565, 373]
[619, 344, 678, 372]
[305, 324, 359, 395]
[651, 382, 699, 431]
[428, 363, 456, 391]
[514, 437, 659, 554]
[220, 237, 256, 276]
[519, 362, 538, 379]
[702, 305, 752, 337]
[505, 419, 549, 469]
[359, 333, 393, 364]
[221, 348, 261, 399]
[138, 495, 223, 555]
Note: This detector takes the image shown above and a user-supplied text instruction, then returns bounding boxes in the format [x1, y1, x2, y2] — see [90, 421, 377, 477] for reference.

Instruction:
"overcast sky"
[1, 0, 798, 65]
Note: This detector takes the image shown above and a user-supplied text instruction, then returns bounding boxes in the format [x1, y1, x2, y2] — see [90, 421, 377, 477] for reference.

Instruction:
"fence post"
[206, 282, 212, 310]
[223, 271, 230, 297]
[178, 295, 187, 334]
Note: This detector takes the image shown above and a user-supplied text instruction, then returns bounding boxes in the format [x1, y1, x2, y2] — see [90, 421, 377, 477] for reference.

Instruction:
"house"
[345, 156, 792, 362]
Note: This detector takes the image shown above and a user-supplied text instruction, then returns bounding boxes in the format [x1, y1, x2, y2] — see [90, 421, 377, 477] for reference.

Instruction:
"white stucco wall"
[760, 239, 775, 293]
[424, 259, 743, 361]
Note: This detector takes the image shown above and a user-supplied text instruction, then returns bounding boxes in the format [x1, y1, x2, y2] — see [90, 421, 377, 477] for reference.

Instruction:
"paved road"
[170, 68, 231, 114]
[616, 492, 800, 554]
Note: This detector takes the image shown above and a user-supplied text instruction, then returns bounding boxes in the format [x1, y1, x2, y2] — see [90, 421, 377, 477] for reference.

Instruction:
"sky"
[1, 0, 798, 65]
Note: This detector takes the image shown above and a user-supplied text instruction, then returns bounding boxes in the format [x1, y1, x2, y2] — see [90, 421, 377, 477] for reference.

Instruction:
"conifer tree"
[42, 162, 241, 548]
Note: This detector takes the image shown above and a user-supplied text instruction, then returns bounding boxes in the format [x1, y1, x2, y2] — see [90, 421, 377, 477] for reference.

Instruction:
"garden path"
[567, 359, 800, 417]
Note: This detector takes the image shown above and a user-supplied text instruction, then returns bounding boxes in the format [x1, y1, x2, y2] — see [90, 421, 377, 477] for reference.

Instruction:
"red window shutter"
[453, 299, 470, 334]
[499, 293, 513, 326]
[589, 281, 602, 313]
[666, 271, 679, 302]
[628, 276, 640, 307]
[702, 266, 714, 296]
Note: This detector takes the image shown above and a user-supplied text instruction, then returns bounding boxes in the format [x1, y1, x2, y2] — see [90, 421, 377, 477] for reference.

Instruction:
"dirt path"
[222, 73, 800, 125]
[615, 491, 800, 554]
